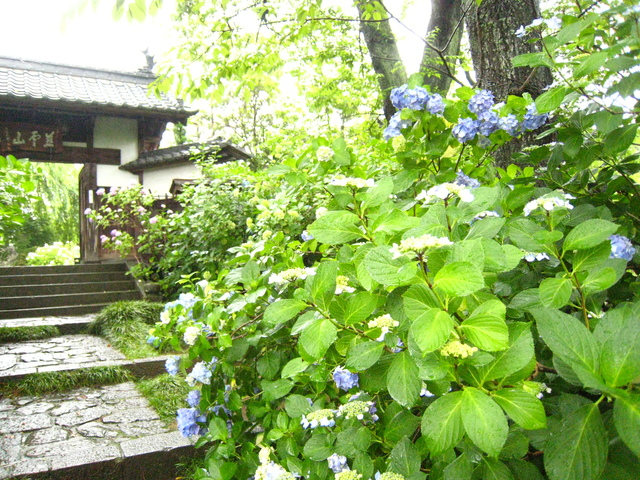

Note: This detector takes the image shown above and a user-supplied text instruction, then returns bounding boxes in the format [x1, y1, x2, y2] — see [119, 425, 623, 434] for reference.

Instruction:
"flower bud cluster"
[368, 314, 399, 341]
[337, 400, 378, 422]
[329, 176, 376, 189]
[389, 234, 453, 260]
[440, 340, 478, 358]
[335, 275, 355, 295]
[523, 193, 575, 216]
[268, 267, 317, 286]
[301, 409, 337, 429]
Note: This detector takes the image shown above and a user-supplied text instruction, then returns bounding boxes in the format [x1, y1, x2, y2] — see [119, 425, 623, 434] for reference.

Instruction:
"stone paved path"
[0, 335, 126, 379]
[0, 382, 192, 479]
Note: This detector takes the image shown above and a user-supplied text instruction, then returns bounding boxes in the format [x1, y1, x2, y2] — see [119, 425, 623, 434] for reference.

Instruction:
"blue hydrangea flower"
[454, 171, 481, 188]
[452, 118, 480, 143]
[390, 84, 429, 110]
[187, 390, 201, 408]
[498, 114, 520, 136]
[327, 454, 349, 473]
[165, 356, 180, 375]
[477, 110, 500, 137]
[468, 90, 495, 115]
[522, 103, 548, 131]
[177, 407, 206, 437]
[189, 361, 214, 385]
[426, 93, 445, 115]
[333, 366, 359, 391]
[146, 335, 158, 346]
[177, 292, 197, 310]
[301, 230, 314, 241]
[609, 235, 636, 261]
[384, 111, 413, 140]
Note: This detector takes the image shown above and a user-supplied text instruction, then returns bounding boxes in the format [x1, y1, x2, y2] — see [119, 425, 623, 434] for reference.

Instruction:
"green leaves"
[421, 391, 464, 455]
[364, 246, 410, 286]
[461, 387, 508, 457]
[386, 352, 421, 408]
[532, 309, 602, 389]
[433, 261, 485, 297]
[539, 277, 572, 309]
[410, 308, 454, 353]
[613, 392, 640, 458]
[299, 318, 337, 360]
[563, 219, 618, 252]
[544, 403, 607, 480]
[308, 211, 363, 244]
[492, 389, 546, 430]
[264, 299, 307, 326]
[346, 341, 385, 371]
[460, 300, 509, 351]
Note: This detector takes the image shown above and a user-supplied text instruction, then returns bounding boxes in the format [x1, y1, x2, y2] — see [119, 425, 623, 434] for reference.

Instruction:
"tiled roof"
[120, 140, 252, 173]
[0, 56, 195, 120]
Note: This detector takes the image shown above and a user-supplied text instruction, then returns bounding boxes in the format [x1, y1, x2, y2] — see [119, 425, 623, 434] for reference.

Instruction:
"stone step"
[0, 335, 172, 383]
[0, 382, 195, 480]
[0, 314, 96, 335]
[0, 263, 127, 276]
[1, 290, 140, 311]
[0, 271, 132, 287]
[0, 281, 136, 298]
[0, 304, 110, 321]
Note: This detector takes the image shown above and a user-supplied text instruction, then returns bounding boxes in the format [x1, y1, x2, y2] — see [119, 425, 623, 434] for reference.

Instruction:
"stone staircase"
[0, 271, 196, 479]
[0, 263, 141, 320]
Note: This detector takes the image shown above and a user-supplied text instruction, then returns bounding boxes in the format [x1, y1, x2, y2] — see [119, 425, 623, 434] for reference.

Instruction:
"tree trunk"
[355, 0, 407, 121]
[419, 0, 464, 95]
[466, 0, 553, 168]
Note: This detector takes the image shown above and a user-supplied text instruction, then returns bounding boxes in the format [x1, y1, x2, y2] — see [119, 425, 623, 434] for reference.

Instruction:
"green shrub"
[25, 242, 79, 266]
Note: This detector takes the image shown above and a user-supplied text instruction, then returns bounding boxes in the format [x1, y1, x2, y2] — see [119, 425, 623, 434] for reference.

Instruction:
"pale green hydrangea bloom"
[337, 401, 376, 420]
[329, 175, 376, 189]
[390, 234, 453, 259]
[440, 340, 478, 358]
[316, 146, 334, 162]
[269, 267, 317, 285]
[368, 314, 399, 341]
[335, 275, 355, 295]
[335, 470, 362, 480]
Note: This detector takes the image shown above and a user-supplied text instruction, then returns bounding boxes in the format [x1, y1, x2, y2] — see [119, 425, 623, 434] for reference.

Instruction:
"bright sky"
[0, 0, 429, 74]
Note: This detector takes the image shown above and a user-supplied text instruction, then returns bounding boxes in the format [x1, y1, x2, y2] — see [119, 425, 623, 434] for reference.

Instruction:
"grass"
[136, 374, 190, 424]
[0, 325, 60, 344]
[88, 300, 165, 359]
[0, 366, 133, 397]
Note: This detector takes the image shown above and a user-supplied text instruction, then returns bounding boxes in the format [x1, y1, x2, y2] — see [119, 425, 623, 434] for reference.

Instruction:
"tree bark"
[355, 0, 407, 121]
[466, 0, 553, 167]
[419, 0, 464, 95]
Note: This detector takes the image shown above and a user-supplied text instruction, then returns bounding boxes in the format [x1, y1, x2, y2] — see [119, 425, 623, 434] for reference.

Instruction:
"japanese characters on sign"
[0, 123, 63, 153]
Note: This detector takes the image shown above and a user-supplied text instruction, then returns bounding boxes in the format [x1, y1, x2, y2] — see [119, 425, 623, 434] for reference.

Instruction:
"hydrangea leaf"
[386, 351, 421, 408]
[563, 219, 618, 252]
[480, 457, 515, 480]
[538, 277, 572, 309]
[492, 389, 547, 430]
[364, 246, 408, 286]
[307, 260, 337, 313]
[443, 453, 474, 480]
[613, 392, 640, 458]
[544, 403, 607, 480]
[264, 299, 308, 326]
[410, 308, 454, 353]
[308, 210, 363, 245]
[384, 409, 421, 445]
[599, 309, 640, 387]
[433, 261, 485, 297]
[346, 341, 385, 371]
[281, 357, 310, 378]
[474, 322, 535, 383]
[389, 436, 421, 477]
[299, 318, 337, 360]
[421, 391, 464, 455]
[285, 394, 313, 418]
[461, 387, 508, 457]
[460, 300, 509, 351]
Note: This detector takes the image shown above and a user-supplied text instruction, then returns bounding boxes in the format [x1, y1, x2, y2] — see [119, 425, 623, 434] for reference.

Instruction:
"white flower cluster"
[416, 183, 474, 203]
[329, 175, 376, 189]
[367, 314, 399, 341]
[255, 447, 297, 480]
[268, 267, 317, 286]
[183, 325, 201, 346]
[390, 234, 453, 259]
[440, 340, 478, 358]
[337, 401, 378, 421]
[523, 251, 550, 262]
[301, 409, 337, 429]
[523, 193, 574, 216]
[316, 146, 334, 162]
[335, 275, 356, 295]
[472, 210, 500, 221]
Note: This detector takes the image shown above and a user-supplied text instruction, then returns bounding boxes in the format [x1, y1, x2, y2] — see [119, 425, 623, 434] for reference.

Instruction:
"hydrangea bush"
[147, 70, 640, 480]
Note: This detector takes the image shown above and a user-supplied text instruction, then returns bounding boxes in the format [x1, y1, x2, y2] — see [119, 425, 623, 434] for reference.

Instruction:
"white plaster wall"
[94, 116, 139, 187]
[143, 164, 200, 195]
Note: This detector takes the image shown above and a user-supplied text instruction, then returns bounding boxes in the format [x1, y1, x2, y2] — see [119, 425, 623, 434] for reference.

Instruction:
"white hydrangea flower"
[416, 182, 474, 203]
[368, 314, 399, 341]
[523, 193, 574, 216]
[335, 275, 355, 295]
[523, 251, 550, 262]
[390, 234, 453, 259]
[268, 267, 317, 286]
[160, 310, 171, 324]
[183, 326, 201, 346]
[329, 175, 376, 189]
[316, 146, 334, 162]
[316, 207, 329, 218]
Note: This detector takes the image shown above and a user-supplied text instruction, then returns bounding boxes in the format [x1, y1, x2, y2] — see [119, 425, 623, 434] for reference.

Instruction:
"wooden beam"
[1, 146, 120, 165]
